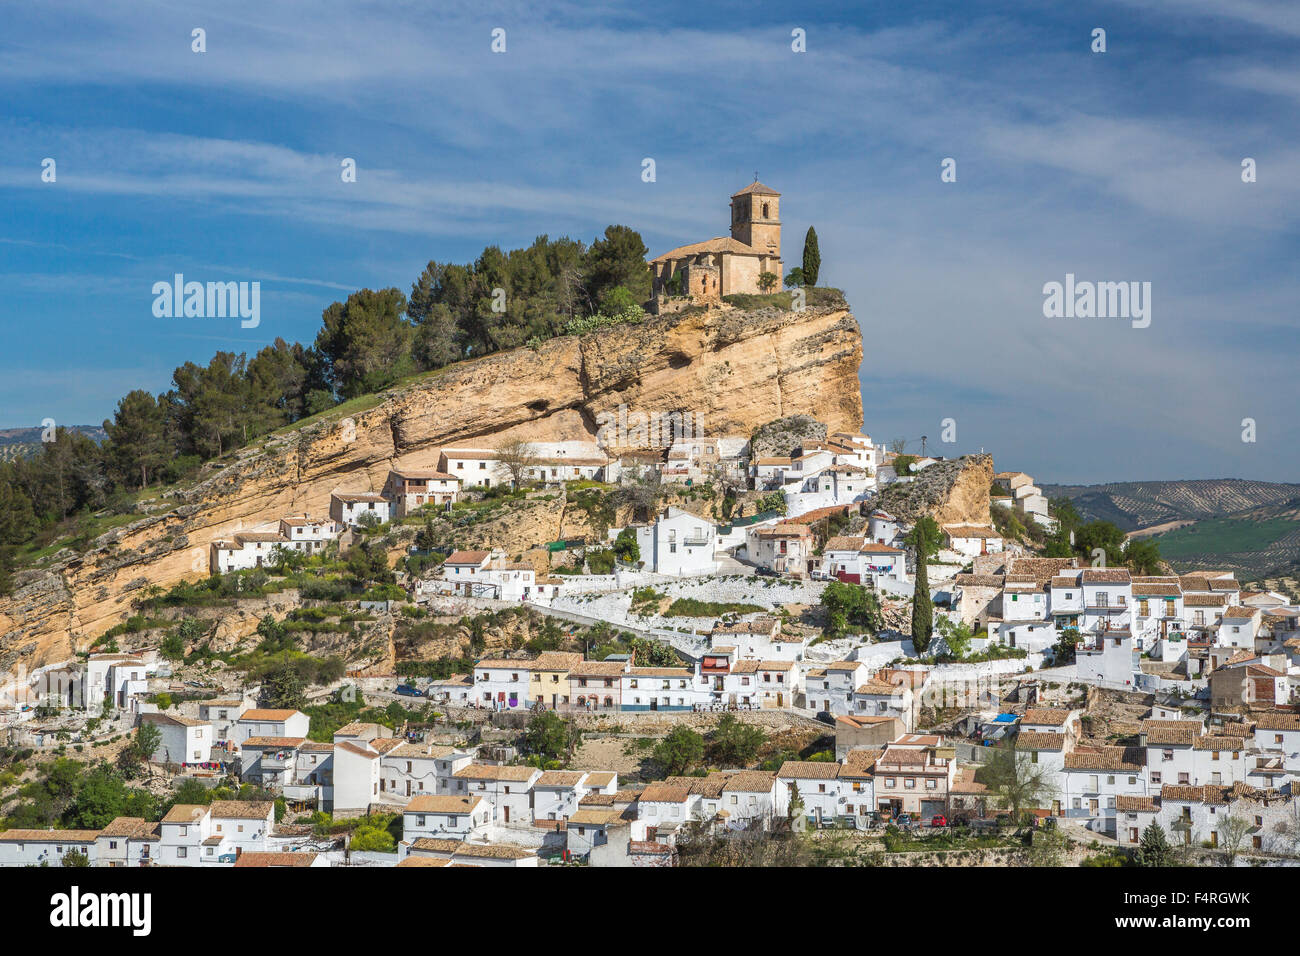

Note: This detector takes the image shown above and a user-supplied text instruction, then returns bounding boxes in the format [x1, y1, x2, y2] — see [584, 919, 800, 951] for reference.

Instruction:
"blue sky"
[1, 0, 1297, 483]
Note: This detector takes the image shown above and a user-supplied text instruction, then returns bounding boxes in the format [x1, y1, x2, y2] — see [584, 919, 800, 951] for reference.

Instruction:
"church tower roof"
[731, 180, 780, 198]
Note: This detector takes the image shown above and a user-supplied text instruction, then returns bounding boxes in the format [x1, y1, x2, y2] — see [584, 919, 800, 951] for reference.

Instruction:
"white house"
[776, 761, 841, 825]
[380, 742, 475, 800]
[718, 771, 779, 830]
[0, 828, 100, 867]
[239, 736, 308, 789]
[139, 712, 213, 767]
[209, 532, 290, 573]
[1079, 568, 1133, 635]
[818, 536, 907, 587]
[532, 770, 617, 822]
[1218, 605, 1262, 649]
[942, 525, 1004, 558]
[1061, 747, 1148, 832]
[329, 492, 391, 528]
[1075, 628, 1137, 687]
[84, 652, 150, 713]
[803, 661, 870, 716]
[277, 515, 343, 555]
[94, 816, 161, 867]
[630, 507, 717, 576]
[436, 550, 538, 601]
[198, 698, 247, 745]
[867, 510, 902, 546]
[157, 800, 273, 866]
[235, 708, 310, 745]
[449, 764, 542, 826]
[437, 448, 509, 487]
[472, 658, 533, 710]
[383, 468, 461, 518]
[747, 523, 814, 577]
[851, 674, 917, 732]
[402, 794, 490, 842]
[1143, 720, 1201, 789]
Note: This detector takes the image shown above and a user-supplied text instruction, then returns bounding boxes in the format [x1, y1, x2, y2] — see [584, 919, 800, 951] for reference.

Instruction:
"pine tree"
[1135, 821, 1176, 867]
[802, 226, 821, 286]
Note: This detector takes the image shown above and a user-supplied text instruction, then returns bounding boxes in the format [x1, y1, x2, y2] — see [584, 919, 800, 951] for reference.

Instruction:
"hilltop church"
[649, 180, 783, 309]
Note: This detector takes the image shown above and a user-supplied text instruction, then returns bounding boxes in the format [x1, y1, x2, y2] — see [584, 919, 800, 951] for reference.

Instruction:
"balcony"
[282, 783, 320, 802]
[682, 534, 712, 548]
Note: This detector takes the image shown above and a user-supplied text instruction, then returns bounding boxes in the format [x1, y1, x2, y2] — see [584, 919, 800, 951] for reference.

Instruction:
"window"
[177, 847, 188, 859]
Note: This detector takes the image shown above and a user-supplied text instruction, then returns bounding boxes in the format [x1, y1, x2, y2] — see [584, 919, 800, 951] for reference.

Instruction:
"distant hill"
[1040, 479, 1300, 531]
[0, 425, 106, 462]
[1042, 479, 1300, 581]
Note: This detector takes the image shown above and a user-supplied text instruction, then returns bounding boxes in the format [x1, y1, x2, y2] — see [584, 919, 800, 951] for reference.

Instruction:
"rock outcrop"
[874, 454, 995, 527]
[0, 302, 864, 672]
[750, 415, 828, 459]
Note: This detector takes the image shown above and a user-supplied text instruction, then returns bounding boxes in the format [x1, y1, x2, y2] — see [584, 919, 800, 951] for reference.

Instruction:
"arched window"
[762, 202, 769, 218]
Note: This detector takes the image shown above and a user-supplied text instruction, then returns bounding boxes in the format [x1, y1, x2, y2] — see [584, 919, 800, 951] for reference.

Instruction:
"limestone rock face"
[750, 415, 828, 459]
[0, 303, 863, 672]
[875, 454, 995, 527]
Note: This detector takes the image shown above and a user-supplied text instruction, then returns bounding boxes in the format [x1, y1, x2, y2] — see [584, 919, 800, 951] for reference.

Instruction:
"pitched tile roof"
[1116, 795, 1157, 812]
[405, 795, 484, 814]
[776, 760, 841, 780]
[1022, 708, 1073, 727]
[1063, 746, 1144, 771]
[233, 851, 319, 868]
[238, 709, 302, 721]
[452, 764, 539, 783]
[209, 800, 274, 819]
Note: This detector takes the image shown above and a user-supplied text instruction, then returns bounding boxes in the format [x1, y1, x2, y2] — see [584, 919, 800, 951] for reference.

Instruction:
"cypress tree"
[906, 516, 940, 654]
[911, 559, 932, 653]
[802, 226, 821, 286]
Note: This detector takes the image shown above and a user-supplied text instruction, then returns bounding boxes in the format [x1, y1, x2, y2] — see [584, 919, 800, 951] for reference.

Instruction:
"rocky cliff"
[0, 302, 864, 672]
[874, 454, 995, 527]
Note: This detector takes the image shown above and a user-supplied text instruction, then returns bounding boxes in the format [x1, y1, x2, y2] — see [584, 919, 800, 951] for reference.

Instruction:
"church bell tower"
[729, 180, 781, 258]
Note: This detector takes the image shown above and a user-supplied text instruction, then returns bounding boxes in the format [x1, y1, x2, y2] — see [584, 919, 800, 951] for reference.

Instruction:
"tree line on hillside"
[0, 227, 654, 593]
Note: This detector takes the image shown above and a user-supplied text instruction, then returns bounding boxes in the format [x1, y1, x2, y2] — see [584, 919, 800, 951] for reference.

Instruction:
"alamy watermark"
[152, 274, 260, 328]
[595, 403, 702, 448]
[1042, 273, 1150, 328]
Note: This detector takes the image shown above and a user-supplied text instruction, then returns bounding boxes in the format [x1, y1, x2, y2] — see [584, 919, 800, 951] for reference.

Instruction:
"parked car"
[931, 814, 948, 828]
[754, 566, 780, 577]
[395, 683, 422, 697]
